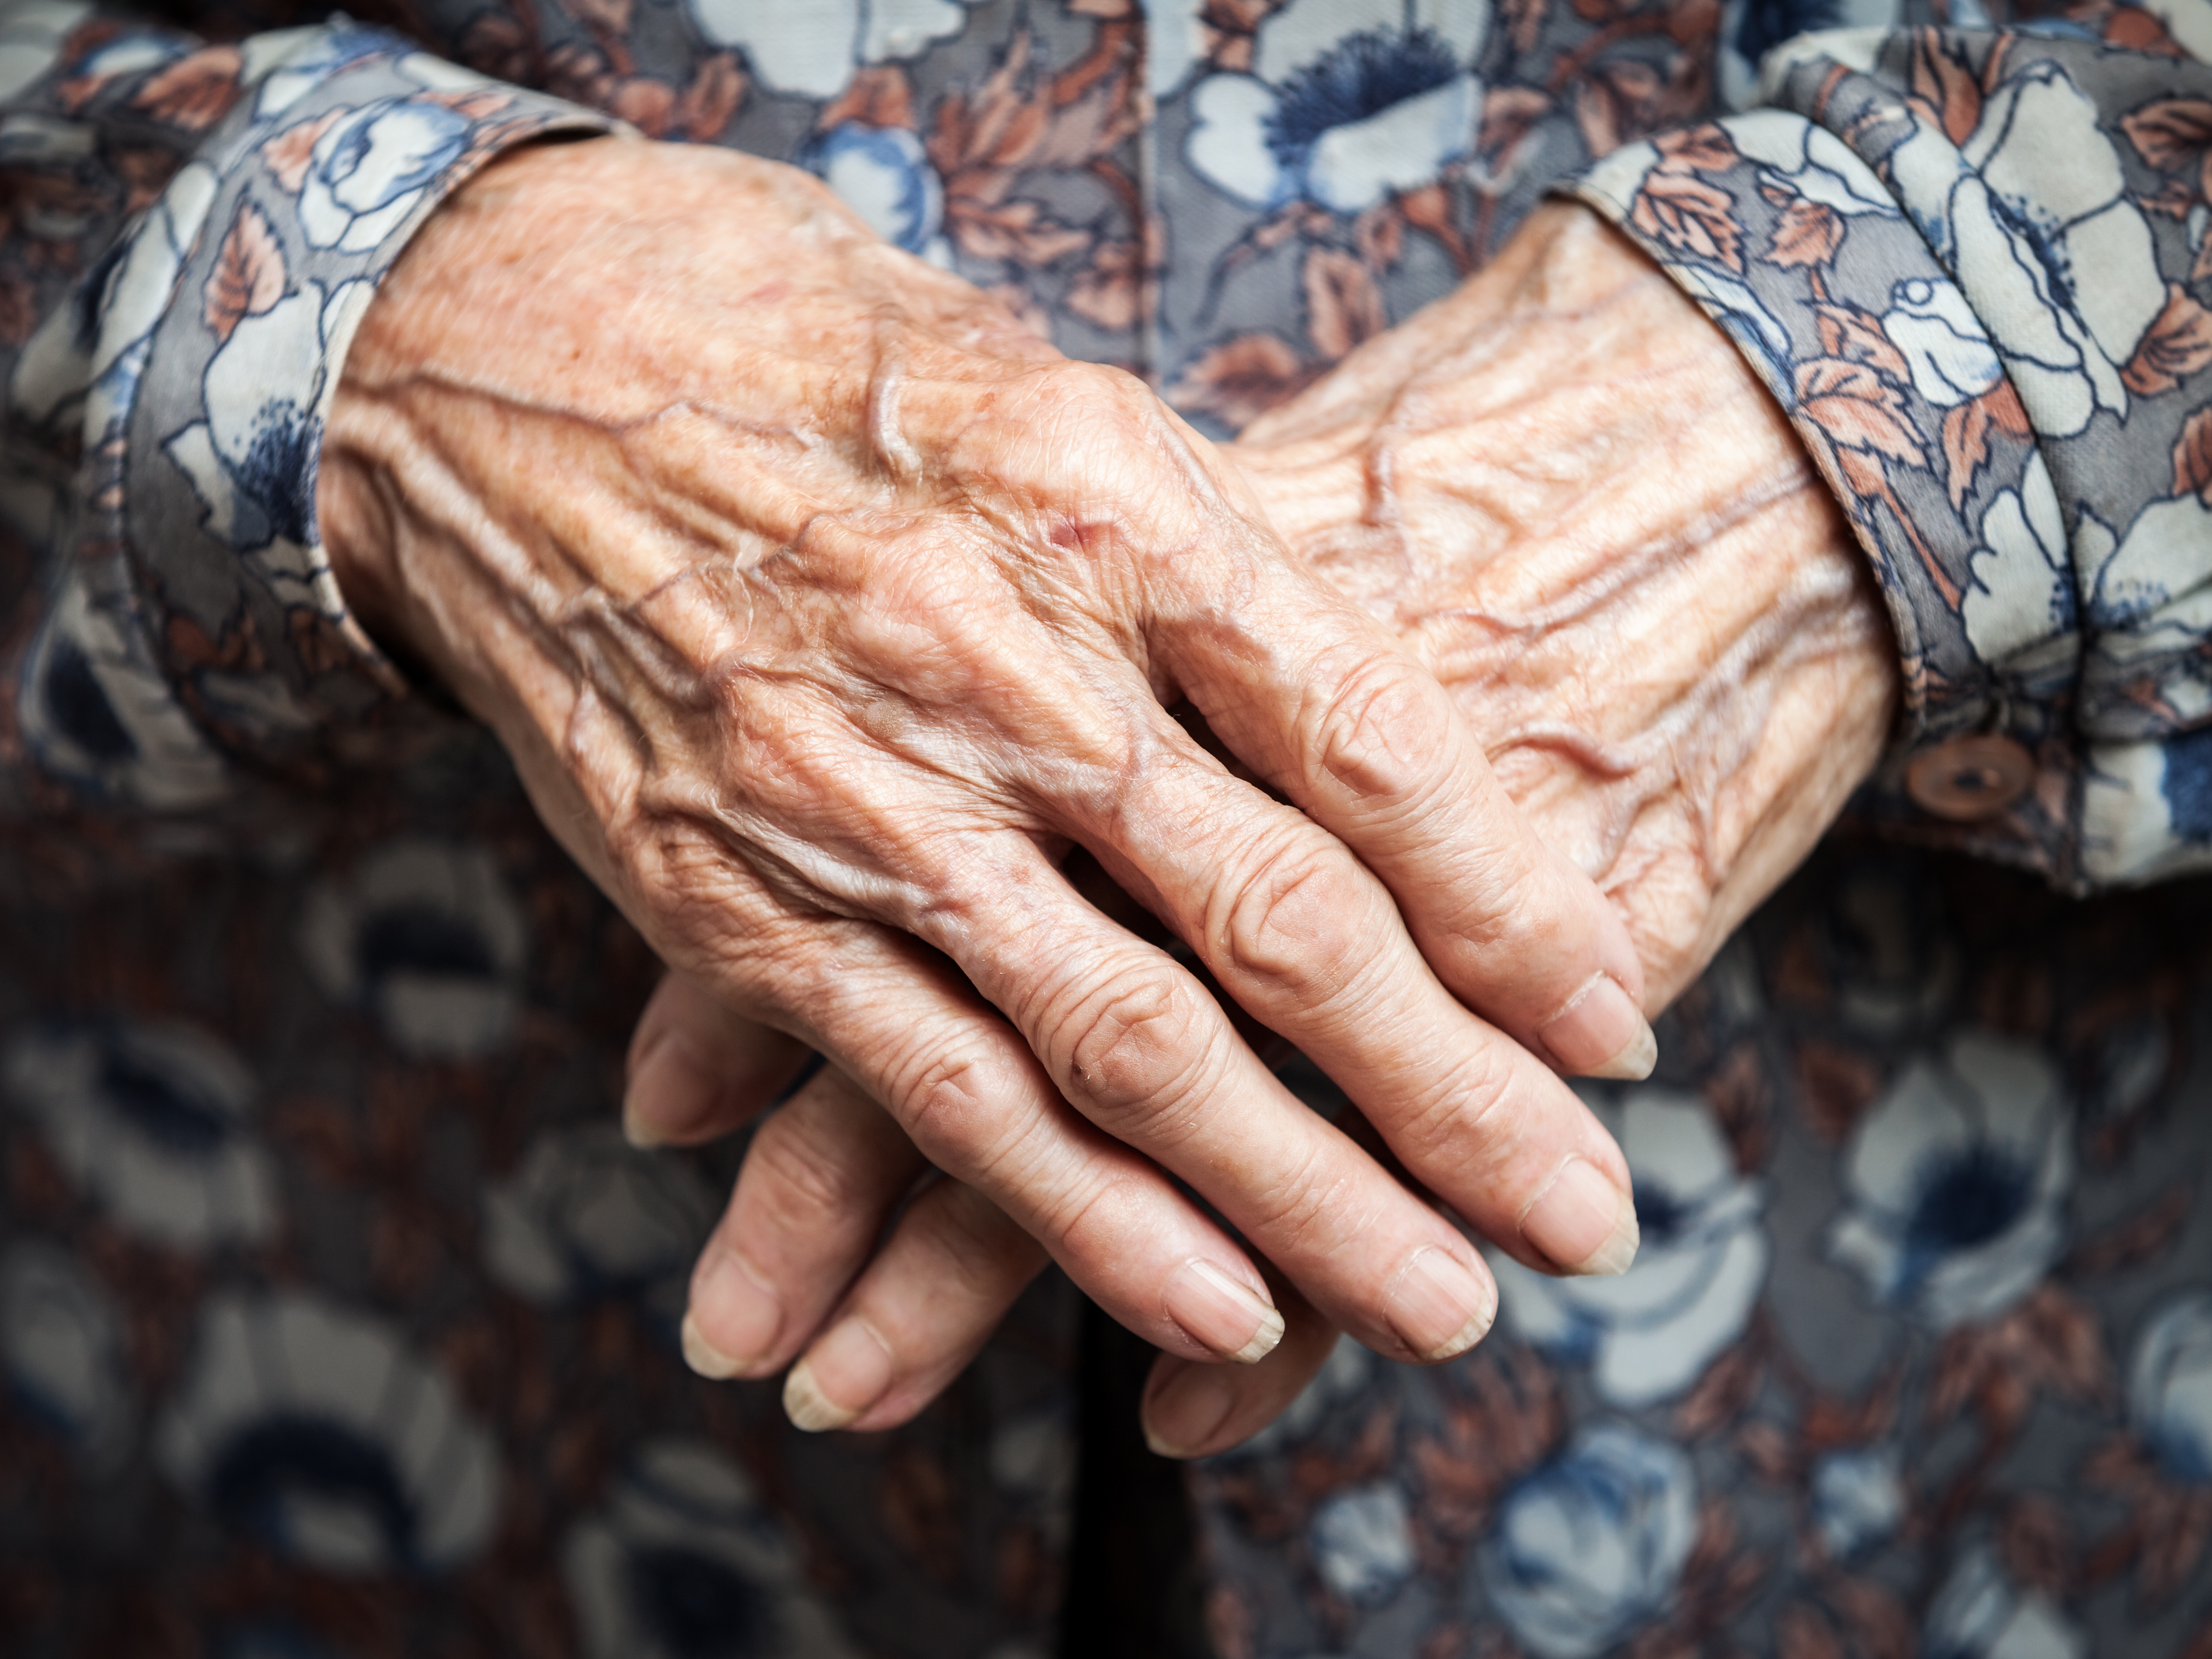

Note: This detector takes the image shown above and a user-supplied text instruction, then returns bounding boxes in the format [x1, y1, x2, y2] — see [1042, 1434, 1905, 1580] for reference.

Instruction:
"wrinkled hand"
[632, 199, 1900, 1445]
[318, 141, 1655, 1427]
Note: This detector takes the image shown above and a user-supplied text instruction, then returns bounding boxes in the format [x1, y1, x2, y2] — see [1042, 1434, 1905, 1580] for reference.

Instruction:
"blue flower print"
[0, 1, 92, 106]
[1490, 1088, 1767, 1408]
[683, 0, 982, 100]
[1924, 1546, 2086, 1659]
[165, 276, 381, 629]
[1880, 59, 2165, 439]
[2128, 1292, 2212, 1485]
[155, 1292, 501, 1574]
[1810, 1447, 1906, 1560]
[3, 1018, 276, 1250]
[299, 839, 529, 1061]
[564, 1439, 861, 1659]
[18, 573, 231, 809]
[247, 24, 393, 118]
[482, 1124, 716, 1325]
[1825, 1032, 2072, 1329]
[298, 97, 471, 253]
[1477, 1423, 1698, 1659]
[1309, 1483, 1416, 1607]
[0, 1242, 134, 1473]
[1185, 0, 1488, 213]
[806, 122, 947, 260]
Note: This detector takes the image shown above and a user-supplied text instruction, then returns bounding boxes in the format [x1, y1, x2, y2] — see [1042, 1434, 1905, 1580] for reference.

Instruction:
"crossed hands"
[318, 138, 1898, 1456]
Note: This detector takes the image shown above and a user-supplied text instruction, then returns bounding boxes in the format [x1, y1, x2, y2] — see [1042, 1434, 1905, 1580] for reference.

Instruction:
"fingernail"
[784, 1319, 894, 1433]
[1384, 1246, 1495, 1361]
[1143, 1363, 1239, 1459]
[624, 1032, 712, 1148]
[1163, 1259, 1285, 1364]
[1521, 1155, 1640, 1276]
[1540, 972, 1658, 1080]
[681, 1250, 782, 1378]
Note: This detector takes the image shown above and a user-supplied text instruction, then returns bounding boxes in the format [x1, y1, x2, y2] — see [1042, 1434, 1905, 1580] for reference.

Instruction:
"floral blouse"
[0, 1, 2209, 1657]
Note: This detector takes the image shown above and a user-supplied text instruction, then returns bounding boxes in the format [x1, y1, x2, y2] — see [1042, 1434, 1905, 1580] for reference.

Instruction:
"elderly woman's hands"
[316, 140, 1653, 1396]
[638, 198, 1900, 1442]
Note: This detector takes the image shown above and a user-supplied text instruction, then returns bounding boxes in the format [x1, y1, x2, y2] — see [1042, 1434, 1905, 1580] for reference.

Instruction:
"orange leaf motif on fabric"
[1168, 333, 1314, 430]
[203, 204, 286, 343]
[1396, 182, 1470, 274]
[609, 78, 675, 136]
[1777, 1605, 1846, 1659]
[567, 0, 632, 34]
[2175, 404, 2212, 504]
[261, 111, 344, 194]
[675, 53, 747, 141]
[1477, 85, 1552, 179]
[819, 65, 913, 132]
[0, 276, 35, 345]
[1796, 358, 1927, 467]
[1630, 169, 1742, 271]
[2123, 284, 2212, 395]
[1302, 247, 1387, 362]
[1813, 302, 1913, 385]
[2121, 96, 2212, 172]
[1906, 29, 1983, 147]
[1653, 123, 1738, 174]
[1768, 198, 1843, 269]
[1574, 61, 1660, 160]
[1065, 240, 1148, 331]
[1939, 382, 2030, 509]
[2122, 94, 2212, 214]
[929, 27, 1139, 266]
[456, 12, 530, 84]
[130, 44, 242, 131]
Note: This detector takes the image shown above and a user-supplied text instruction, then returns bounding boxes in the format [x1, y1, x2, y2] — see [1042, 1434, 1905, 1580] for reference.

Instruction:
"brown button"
[1905, 735, 2035, 821]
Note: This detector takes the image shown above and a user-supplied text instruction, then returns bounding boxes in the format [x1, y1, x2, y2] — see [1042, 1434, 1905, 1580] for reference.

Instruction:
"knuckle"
[1309, 651, 1453, 807]
[1400, 1044, 1524, 1177]
[1442, 845, 1577, 963]
[885, 1038, 1010, 1167]
[1048, 967, 1222, 1133]
[1215, 830, 1382, 1014]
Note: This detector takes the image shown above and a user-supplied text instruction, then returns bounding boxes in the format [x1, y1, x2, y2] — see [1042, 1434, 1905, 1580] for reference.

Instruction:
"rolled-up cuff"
[28, 22, 614, 806]
[1571, 112, 2077, 884]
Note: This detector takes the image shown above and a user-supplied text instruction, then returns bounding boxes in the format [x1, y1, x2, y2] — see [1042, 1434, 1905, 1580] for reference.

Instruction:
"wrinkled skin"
[318, 141, 1661, 1431]
[622, 200, 1900, 1448]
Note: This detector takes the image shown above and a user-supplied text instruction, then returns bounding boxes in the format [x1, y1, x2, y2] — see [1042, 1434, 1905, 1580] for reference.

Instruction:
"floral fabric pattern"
[1578, 26, 2212, 889]
[0, 0, 2209, 1658]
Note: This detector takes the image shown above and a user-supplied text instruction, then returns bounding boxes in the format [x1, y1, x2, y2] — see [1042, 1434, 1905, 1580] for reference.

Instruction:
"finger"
[1149, 542, 1658, 1080]
[917, 839, 1503, 1362]
[681, 1062, 928, 1380]
[623, 970, 815, 1148]
[688, 908, 1294, 1369]
[1053, 741, 1638, 1280]
[1141, 1286, 1341, 1459]
[781, 1178, 1050, 1434]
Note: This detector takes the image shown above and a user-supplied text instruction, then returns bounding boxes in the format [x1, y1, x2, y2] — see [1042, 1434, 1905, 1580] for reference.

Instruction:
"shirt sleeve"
[1569, 5, 2212, 893]
[0, 5, 614, 817]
